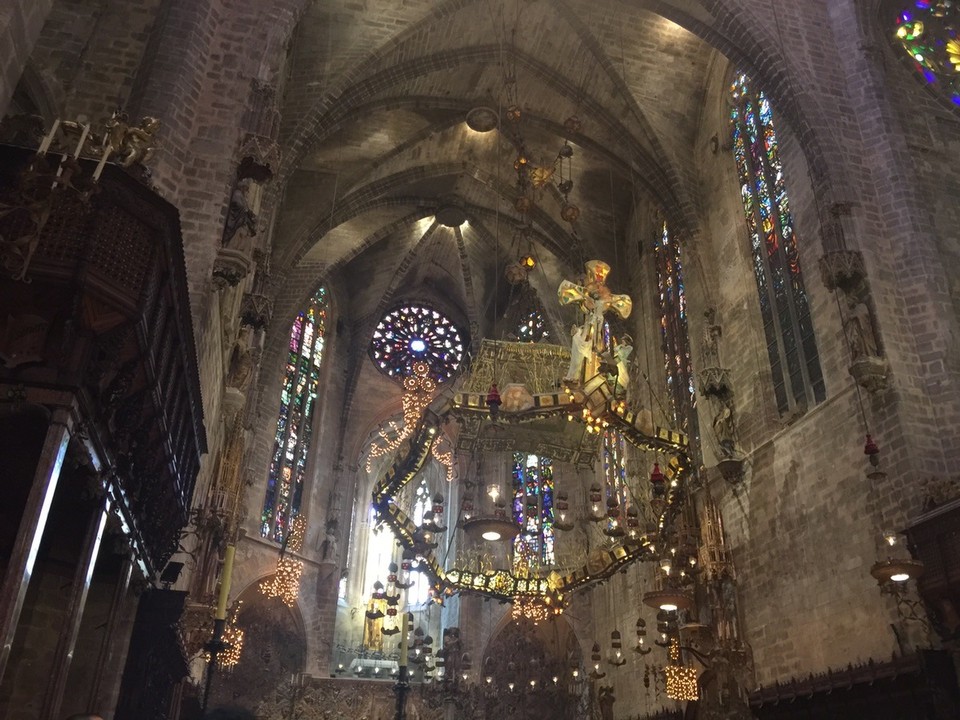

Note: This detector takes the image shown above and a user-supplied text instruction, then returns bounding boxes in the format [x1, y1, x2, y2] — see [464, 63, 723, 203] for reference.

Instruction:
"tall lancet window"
[731, 73, 825, 415]
[512, 453, 555, 567]
[654, 221, 698, 439]
[261, 286, 328, 542]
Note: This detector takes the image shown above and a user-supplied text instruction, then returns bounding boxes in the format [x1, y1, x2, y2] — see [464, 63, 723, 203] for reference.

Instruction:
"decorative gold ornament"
[664, 639, 698, 701]
[260, 515, 307, 606]
[366, 361, 440, 472]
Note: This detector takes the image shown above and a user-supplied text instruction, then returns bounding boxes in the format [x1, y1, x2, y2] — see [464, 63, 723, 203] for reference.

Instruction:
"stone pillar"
[0, 0, 55, 117]
[0, 406, 72, 682]
[40, 486, 113, 719]
[87, 552, 135, 716]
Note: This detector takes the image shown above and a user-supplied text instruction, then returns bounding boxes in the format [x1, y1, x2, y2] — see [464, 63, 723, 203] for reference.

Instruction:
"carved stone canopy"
[819, 250, 867, 292]
[239, 290, 274, 330]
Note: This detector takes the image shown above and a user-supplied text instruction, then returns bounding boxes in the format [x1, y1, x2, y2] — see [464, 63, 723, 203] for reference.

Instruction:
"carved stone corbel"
[818, 249, 889, 393]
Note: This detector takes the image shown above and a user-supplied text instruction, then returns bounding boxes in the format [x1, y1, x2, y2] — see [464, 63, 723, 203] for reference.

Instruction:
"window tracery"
[370, 304, 464, 382]
[512, 453, 555, 567]
[730, 73, 825, 415]
[516, 309, 549, 343]
[653, 221, 697, 436]
[260, 286, 328, 542]
[894, 2, 960, 107]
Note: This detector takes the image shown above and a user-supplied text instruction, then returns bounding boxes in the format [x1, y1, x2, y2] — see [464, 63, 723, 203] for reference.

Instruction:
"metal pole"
[202, 544, 236, 715]
[394, 587, 409, 720]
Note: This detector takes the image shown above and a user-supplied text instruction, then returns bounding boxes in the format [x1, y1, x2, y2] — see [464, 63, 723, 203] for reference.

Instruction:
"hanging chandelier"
[369, 260, 695, 613]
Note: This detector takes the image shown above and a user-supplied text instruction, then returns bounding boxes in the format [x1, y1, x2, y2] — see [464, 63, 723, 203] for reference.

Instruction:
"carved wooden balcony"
[0, 144, 207, 575]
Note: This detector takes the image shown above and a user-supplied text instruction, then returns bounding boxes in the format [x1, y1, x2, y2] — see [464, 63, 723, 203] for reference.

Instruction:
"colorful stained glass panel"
[261, 286, 328, 542]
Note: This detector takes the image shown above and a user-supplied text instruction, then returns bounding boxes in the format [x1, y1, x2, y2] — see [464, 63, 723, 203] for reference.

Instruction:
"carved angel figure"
[103, 111, 160, 167]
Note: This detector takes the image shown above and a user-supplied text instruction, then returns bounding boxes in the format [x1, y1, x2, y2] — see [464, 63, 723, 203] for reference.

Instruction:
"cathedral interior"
[2, 1, 960, 719]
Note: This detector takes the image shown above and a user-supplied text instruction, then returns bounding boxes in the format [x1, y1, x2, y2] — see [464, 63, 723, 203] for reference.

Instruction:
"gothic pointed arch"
[730, 72, 825, 415]
[260, 285, 329, 543]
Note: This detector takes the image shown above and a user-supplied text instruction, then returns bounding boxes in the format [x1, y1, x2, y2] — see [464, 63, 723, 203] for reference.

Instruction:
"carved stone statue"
[819, 249, 887, 392]
[712, 397, 738, 459]
[226, 338, 259, 393]
[223, 178, 258, 249]
[597, 685, 615, 720]
[701, 307, 722, 369]
[843, 292, 879, 361]
[320, 520, 339, 563]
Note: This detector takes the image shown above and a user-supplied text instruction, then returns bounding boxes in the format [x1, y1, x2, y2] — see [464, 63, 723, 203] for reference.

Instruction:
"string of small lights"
[663, 638, 698, 701]
[260, 515, 307, 607]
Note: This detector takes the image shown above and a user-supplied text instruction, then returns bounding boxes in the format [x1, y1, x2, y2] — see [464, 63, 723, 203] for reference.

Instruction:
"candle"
[215, 545, 236, 620]
[73, 123, 90, 158]
[37, 119, 60, 155]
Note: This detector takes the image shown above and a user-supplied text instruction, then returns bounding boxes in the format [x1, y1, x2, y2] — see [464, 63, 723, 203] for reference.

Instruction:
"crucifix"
[558, 260, 632, 383]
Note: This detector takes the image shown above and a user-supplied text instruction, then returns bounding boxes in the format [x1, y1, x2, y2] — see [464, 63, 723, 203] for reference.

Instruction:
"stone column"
[87, 551, 135, 715]
[0, 406, 72, 683]
[40, 484, 113, 720]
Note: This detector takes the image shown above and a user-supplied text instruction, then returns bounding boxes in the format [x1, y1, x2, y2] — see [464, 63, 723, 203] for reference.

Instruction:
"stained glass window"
[654, 221, 698, 437]
[894, 2, 960, 107]
[261, 286, 328, 542]
[602, 430, 628, 535]
[516, 309, 549, 343]
[370, 304, 464, 382]
[512, 453, 555, 567]
[731, 73, 825, 415]
[407, 479, 433, 606]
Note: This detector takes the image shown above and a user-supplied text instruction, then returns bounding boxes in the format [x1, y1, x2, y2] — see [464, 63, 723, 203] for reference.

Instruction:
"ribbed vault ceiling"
[271, 0, 724, 437]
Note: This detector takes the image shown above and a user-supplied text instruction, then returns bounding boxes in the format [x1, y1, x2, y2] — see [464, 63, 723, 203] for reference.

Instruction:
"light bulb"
[883, 530, 898, 547]
[487, 484, 500, 501]
[530, 679, 536, 688]
[552, 676, 559, 684]
[660, 558, 672, 575]
[486, 675, 493, 685]
[509, 682, 515, 691]
[891, 572, 910, 582]
[572, 669, 580, 678]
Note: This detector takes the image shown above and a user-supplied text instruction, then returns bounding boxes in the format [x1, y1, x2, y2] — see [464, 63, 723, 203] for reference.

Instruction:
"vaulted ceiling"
[268, 0, 724, 441]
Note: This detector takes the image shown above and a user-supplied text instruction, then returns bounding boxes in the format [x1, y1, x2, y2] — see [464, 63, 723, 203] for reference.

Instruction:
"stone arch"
[207, 575, 309, 710]
[242, 275, 340, 541]
[8, 60, 62, 123]
[480, 614, 583, 696]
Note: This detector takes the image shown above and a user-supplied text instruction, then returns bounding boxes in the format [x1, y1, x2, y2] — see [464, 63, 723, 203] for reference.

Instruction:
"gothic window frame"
[516, 309, 549, 343]
[889, 1, 960, 112]
[512, 453, 555, 567]
[653, 220, 699, 439]
[369, 302, 465, 383]
[260, 286, 329, 543]
[730, 72, 826, 416]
